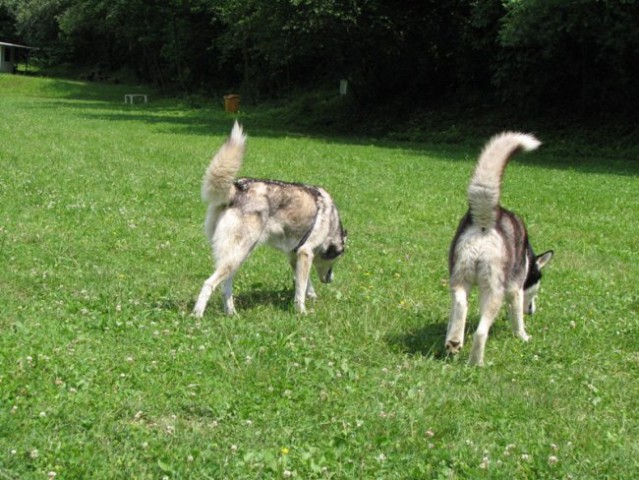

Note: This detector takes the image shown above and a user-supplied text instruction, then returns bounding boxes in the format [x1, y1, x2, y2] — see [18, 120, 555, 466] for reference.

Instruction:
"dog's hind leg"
[469, 287, 503, 366]
[507, 289, 530, 342]
[193, 215, 261, 318]
[446, 283, 470, 354]
[222, 273, 237, 315]
[193, 265, 235, 318]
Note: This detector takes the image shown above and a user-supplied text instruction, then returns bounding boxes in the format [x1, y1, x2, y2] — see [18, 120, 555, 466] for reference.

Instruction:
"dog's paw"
[294, 299, 308, 314]
[517, 331, 531, 342]
[445, 340, 463, 354]
[192, 307, 205, 319]
[468, 356, 485, 367]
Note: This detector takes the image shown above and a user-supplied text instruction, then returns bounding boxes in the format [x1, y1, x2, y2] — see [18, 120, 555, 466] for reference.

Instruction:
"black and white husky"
[445, 132, 553, 366]
[193, 122, 347, 317]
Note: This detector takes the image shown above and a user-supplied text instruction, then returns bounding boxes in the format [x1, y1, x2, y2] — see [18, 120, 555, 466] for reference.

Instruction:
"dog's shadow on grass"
[183, 288, 294, 314]
[233, 287, 294, 312]
[386, 321, 449, 360]
[178, 287, 294, 316]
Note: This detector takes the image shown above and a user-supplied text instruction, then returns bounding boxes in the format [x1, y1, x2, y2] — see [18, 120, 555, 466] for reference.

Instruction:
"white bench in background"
[124, 94, 148, 104]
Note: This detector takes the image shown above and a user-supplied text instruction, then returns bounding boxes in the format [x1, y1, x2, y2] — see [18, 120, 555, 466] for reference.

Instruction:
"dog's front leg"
[508, 289, 530, 342]
[289, 254, 317, 300]
[294, 249, 313, 313]
[306, 280, 317, 300]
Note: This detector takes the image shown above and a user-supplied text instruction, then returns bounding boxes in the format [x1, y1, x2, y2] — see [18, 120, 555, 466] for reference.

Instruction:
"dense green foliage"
[2, 0, 638, 115]
[1, 75, 639, 479]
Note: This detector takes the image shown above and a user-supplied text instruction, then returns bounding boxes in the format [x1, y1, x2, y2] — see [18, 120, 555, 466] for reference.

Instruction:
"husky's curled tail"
[467, 132, 541, 230]
[202, 121, 247, 206]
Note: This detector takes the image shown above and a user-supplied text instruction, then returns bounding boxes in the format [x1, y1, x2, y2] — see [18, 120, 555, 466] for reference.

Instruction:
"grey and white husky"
[445, 132, 553, 365]
[193, 122, 347, 317]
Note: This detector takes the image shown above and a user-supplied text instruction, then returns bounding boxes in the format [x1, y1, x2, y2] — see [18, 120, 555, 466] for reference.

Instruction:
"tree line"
[1, 0, 638, 115]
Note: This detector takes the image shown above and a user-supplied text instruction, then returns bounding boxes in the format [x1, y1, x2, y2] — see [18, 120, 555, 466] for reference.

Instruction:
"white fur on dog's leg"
[306, 280, 317, 300]
[446, 284, 469, 354]
[193, 267, 231, 318]
[193, 284, 213, 318]
[508, 289, 530, 342]
[289, 254, 316, 302]
[224, 298, 236, 316]
[294, 249, 313, 314]
[469, 321, 492, 366]
[223, 276, 236, 315]
[469, 332, 487, 366]
[469, 288, 503, 366]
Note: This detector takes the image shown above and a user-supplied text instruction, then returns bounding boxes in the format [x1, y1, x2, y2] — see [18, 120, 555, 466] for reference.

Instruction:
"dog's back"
[230, 178, 324, 251]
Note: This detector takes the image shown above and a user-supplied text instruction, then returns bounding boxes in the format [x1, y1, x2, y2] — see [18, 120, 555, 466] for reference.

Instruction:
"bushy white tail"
[468, 132, 540, 229]
[202, 122, 247, 205]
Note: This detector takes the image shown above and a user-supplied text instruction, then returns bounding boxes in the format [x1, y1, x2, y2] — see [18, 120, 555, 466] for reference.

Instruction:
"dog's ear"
[536, 250, 553, 269]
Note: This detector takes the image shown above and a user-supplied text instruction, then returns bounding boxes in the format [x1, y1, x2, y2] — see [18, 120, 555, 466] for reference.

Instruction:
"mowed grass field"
[1, 75, 638, 479]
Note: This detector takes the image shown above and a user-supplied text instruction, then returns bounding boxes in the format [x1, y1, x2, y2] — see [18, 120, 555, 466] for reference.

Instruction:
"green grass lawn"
[1, 74, 638, 479]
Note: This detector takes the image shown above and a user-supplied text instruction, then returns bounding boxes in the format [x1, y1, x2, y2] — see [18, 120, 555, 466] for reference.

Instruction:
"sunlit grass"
[1, 74, 638, 479]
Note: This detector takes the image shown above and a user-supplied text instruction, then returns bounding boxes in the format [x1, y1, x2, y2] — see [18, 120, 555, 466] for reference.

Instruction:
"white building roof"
[0, 41, 36, 49]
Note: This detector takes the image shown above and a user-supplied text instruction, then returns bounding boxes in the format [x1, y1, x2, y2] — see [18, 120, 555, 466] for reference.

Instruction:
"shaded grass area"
[1, 74, 638, 479]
